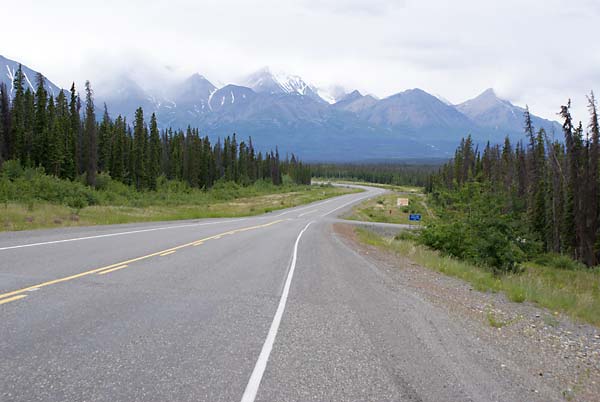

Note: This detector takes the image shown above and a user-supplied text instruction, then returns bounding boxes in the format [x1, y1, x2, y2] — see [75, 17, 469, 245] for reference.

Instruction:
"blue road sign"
[409, 214, 421, 221]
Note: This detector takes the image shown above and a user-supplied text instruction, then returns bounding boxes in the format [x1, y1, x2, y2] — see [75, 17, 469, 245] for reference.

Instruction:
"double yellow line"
[0, 219, 284, 306]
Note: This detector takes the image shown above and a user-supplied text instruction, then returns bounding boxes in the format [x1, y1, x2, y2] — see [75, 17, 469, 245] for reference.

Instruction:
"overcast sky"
[2, 0, 599, 121]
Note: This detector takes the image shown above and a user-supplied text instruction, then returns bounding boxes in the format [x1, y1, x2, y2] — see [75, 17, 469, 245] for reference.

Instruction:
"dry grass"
[0, 186, 358, 231]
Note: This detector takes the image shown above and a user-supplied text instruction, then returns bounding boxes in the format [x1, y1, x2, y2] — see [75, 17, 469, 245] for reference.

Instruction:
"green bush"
[394, 230, 418, 241]
[0, 162, 99, 206]
[419, 183, 526, 273]
[1, 160, 24, 180]
[534, 253, 587, 271]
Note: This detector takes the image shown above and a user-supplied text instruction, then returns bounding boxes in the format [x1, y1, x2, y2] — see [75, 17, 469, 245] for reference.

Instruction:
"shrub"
[1, 159, 24, 180]
[0, 160, 99, 206]
[534, 253, 587, 271]
[419, 183, 532, 273]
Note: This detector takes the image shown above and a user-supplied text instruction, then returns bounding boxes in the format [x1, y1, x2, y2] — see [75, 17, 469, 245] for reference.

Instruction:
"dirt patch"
[333, 223, 600, 402]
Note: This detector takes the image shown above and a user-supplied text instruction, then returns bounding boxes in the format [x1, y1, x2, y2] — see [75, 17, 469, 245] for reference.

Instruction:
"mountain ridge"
[0, 54, 562, 160]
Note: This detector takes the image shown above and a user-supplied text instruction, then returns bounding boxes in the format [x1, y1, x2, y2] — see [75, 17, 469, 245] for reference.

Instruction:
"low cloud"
[1, 0, 598, 121]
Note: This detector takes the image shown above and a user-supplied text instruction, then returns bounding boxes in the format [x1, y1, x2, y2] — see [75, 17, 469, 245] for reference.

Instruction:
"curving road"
[0, 185, 555, 401]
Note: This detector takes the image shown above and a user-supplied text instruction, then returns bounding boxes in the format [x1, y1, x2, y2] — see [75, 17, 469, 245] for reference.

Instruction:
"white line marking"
[274, 197, 337, 217]
[240, 221, 314, 402]
[298, 209, 318, 217]
[0, 219, 246, 251]
[321, 192, 379, 217]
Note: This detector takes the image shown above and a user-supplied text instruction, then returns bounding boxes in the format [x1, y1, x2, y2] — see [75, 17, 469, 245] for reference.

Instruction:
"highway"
[0, 185, 554, 401]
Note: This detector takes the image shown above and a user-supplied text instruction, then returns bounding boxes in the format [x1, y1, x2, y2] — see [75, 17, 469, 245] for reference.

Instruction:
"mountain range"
[0, 55, 562, 161]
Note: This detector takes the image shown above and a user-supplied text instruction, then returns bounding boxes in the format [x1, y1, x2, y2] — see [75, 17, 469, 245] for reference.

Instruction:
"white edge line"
[0, 219, 247, 251]
[0, 188, 371, 251]
[297, 209, 318, 217]
[274, 197, 337, 217]
[320, 192, 378, 217]
[240, 220, 314, 402]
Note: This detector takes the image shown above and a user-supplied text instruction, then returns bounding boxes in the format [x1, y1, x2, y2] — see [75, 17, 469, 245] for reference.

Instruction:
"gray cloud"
[1, 0, 598, 121]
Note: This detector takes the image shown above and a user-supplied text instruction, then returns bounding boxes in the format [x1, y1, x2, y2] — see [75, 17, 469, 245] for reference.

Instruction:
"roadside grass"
[343, 191, 431, 225]
[354, 227, 600, 327]
[0, 184, 359, 232]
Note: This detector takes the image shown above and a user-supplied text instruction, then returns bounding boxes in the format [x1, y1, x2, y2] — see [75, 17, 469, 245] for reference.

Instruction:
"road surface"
[0, 185, 555, 401]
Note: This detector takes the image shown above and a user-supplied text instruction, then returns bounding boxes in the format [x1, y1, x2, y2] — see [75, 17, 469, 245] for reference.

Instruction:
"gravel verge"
[334, 223, 600, 402]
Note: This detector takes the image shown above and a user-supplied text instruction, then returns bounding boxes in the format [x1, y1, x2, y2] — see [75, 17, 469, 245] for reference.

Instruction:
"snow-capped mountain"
[0, 55, 62, 97]
[206, 85, 256, 114]
[94, 74, 164, 122]
[316, 85, 348, 104]
[171, 73, 216, 106]
[0, 55, 564, 160]
[242, 67, 325, 103]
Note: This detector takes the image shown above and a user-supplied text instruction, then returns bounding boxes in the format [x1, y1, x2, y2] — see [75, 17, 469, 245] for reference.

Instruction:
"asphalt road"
[0, 185, 554, 401]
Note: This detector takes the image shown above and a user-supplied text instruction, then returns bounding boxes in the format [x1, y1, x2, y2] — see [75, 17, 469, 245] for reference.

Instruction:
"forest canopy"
[425, 96, 600, 269]
[0, 65, 311, 191]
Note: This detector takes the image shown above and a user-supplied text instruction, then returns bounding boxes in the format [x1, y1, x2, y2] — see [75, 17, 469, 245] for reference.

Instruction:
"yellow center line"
[97, 264, 129, 275]
[0, 219, 284, 302]
[0, 295, 27, 305]
[159, 250, 176, 257]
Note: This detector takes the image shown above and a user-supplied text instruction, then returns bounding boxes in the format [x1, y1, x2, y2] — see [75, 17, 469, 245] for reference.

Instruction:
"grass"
[486, 311, 509, 328]
[0, 184, 359, 232]
[354, 227, 600, 327]
[343, 191, 431, 225]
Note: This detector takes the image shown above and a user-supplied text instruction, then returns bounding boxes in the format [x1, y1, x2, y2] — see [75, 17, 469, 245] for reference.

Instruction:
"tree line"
[428, 95, 600, 267]
[310, 162, 438, 187]
[0, 65, 311, 190]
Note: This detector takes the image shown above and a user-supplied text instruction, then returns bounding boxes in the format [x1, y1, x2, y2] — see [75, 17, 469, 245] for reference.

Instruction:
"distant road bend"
[0, 185, 554, 401]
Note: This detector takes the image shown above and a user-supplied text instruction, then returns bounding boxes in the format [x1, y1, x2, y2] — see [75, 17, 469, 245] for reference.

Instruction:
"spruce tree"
[531, 129, 547, 246]
[22, 89, 36, 166]
[33, 72, 48, 167]
[110, 115, 125, 182]
[98, 104, 112, 173]
[45, 95, 62, 175]
[147, 113, 161, 190]
[69, 83, 81, 177]
[83, 81, 97, 187]
[0, 83, 11, 162]
[588, 93, 600, 262]
[54, 90, 72, 179]
[132, 107, 147, 189]
[10, 65, 26, 162]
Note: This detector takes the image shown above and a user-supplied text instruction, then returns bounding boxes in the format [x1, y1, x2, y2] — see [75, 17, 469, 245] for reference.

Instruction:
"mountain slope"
[457, 89, 562, 136]
[95, 75, 162, 122]
[333, 90, 378, 114]
[0, 54, 62, 97]
[364, 89, 475, 132]
[171, 73, 216, 108]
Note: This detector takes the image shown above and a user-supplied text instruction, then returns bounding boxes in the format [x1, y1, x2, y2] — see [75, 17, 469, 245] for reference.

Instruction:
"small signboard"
[397, 198, 409, 207]
[409, 214, 421, 221]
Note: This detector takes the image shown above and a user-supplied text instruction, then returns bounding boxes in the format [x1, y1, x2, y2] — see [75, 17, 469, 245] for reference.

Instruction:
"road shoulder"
[333, 223, 600, 402]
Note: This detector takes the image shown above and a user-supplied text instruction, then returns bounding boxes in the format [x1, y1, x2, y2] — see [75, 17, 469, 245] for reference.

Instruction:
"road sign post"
[408, 213, 421, 229]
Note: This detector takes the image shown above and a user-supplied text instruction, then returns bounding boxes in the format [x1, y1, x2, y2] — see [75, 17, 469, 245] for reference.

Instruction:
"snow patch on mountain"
[434, 93, 453, 105]
[1, 55, 62, 97]
[241, 67, 328, 103]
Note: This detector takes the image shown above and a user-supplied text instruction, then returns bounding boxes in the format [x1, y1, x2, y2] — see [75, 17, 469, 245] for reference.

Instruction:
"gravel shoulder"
[333, 223, 600, 402]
